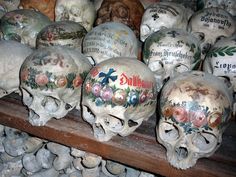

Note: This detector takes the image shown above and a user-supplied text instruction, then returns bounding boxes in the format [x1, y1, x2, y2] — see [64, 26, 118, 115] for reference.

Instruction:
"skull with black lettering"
[187, 7, 235, 57]
[82, 57, 157, 141]
[20, 46, 92, 126]
[157, 71, 233, 169]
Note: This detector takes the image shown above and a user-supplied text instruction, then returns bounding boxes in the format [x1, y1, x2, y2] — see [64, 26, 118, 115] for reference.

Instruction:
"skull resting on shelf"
[82, 57, 157, 141]
[20, 46, 92, 126]
[157, 71, 233, 169]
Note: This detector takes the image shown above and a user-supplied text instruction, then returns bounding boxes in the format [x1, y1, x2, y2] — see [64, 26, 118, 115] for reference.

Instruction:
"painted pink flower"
[100, 86, 113, 101]
[20, 68, 29, 81]
[139, 90, 148, 103]
[92, 83, 102, 96]
[189, 111, 207, 128]
[35, 73, 48, 86]
[172, 106, 189, 122]
[73, 75, 83, 88]
[207, 112, 222, 128]
[112, 89, 127, 105]
[85, 81, 92, 93]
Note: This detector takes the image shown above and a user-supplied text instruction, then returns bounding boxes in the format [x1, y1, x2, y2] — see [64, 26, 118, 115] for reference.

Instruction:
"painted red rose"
[85, 81, 92, 93]
[189, 111, 207, 128]
[35, 73, 49, 86]
[73, 75, 83, 88]
[208, 112, 222, 128]
[172, 106, 189, 122]
[90, 67, 99, 77]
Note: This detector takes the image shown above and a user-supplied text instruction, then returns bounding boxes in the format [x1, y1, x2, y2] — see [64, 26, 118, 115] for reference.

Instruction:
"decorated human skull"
[143, 28, 201, 91]
[82, 57, 157, 141]
[55, 0, 96, 32]
[197, 0, 236, 16]
[0, 40, 32, 98]
[83, 22, 138, 65]
[187, 7, 236, 56]
[157, 71, 233, 169]
[0, 9, 51, 48]
[140, 2, 193, 42]
[95, 0, 144, 37]
[36, 21, 87, 50]
[20, 46, 92, 126]
[0, 0, 20, 18]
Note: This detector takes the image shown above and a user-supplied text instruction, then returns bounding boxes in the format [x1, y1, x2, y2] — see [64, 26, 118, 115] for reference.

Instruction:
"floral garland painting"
[84, 68, 156, 108]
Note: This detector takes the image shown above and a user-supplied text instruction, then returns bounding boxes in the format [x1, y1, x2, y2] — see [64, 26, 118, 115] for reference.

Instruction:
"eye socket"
[21, 88, 33, 106]
[215, 35, 226, 43]
[192, 132, 218, 152]
[174, 64, 189, 74]
[82, 105, 96, 124]
[158, 122, 180, 141]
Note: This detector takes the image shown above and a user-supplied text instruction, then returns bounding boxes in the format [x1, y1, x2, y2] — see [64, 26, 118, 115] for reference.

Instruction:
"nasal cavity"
[175, 147, 188, 161]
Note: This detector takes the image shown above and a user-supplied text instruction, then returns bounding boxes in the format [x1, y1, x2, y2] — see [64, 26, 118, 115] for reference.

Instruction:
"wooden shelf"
[0, 94, 235, 177]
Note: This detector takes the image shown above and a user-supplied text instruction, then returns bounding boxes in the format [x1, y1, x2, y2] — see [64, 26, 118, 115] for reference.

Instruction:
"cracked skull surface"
[157, 71, 233, 169]
[82, 57, 157, 141]
[20, 46, 92, 126]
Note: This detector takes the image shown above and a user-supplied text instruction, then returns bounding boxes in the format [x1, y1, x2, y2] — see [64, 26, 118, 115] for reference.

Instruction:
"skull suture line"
[55, 0, 96, 32]
[140, 2, 193, 42]
[187, 7, 235, 57]
[83, 22, 138, 65]
[143, 28, 201, 91]
[20, 46, 92, 126]
[157, 71, 233, 169]
[82, 57, 157, 141]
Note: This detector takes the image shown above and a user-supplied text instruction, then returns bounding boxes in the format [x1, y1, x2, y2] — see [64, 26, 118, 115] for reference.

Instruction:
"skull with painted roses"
[20, 46, 92, 126]
[82, 57, 157, 141]
[157, 71, 233, 169]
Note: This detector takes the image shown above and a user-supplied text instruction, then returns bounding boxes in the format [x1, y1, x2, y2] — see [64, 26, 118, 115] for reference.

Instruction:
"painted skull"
[157, 71, 233, 169]
[82, 57, 157, 141]
[143, 28, 201, 91]
[55, 0, 96, 32]
[0, 40, 32, 98]
[197, 0, 236, 16]
[95, 0, 144, 37]
[36, 21, 87, 51]
[0, 0, 20, 18]
[0, 9, 51, 48]
[140, 2, 193, 42]
[187, 7, 235, 56]
[83, 22, 138, 65]
[20, 46, 92, 126]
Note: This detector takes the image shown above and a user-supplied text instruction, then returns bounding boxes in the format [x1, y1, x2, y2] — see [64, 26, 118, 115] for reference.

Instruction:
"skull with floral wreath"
[20, 46, 92, 126]
[82, 57, 157, 141]
[157, 71, 233, 169]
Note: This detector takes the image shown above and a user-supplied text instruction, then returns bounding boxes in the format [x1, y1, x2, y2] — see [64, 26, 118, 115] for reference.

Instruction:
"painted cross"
[99, 68, 117, 85]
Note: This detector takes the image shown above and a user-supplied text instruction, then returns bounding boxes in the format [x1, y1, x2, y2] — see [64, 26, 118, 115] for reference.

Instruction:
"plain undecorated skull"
[187, 7, 235, 56]
[143, 28, 201, 91]
[0, 40, 32, 98]
[55, 0, 96, 31]
[140, 2, 193, 42]
[157, 71, 233, 169]
[0, 9, 51, 48]
[83, 22, 138, 65]
[82, 57, 157, 141]
[20, 46, 92, 126]
[36, 20, 87, 50]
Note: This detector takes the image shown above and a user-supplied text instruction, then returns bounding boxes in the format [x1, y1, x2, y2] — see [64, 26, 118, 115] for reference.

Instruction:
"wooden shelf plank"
[0, 95, 235, 177]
